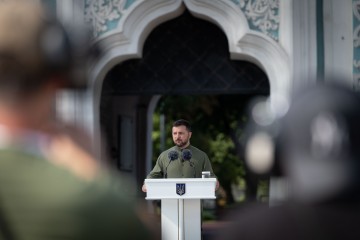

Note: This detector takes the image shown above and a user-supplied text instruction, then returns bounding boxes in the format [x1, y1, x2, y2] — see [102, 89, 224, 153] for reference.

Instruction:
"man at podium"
[142, 119, 219, 192]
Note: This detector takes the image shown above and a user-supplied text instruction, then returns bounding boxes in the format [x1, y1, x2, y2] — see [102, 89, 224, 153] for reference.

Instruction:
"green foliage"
[152, 114, 161, 165]
[208, 133, 245, 187]
[202, 209, 216, 221]
[232, 177, 247, 202]
[257, 179, 270, 202]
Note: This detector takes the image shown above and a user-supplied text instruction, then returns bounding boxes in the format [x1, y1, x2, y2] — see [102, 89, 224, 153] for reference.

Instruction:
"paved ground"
[202, 221, 229, 240]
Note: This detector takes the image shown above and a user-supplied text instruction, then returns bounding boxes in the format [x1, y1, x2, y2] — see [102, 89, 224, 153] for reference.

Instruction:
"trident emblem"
[176, 183, 186, 196]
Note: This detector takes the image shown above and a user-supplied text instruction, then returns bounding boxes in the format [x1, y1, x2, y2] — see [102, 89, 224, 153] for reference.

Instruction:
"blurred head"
[0, 0, 97, 103]
[247, 83, 360, 204]
[278, 83, 360, 203]
[245, 83, 360, 203]
[172, 119, 192, 148]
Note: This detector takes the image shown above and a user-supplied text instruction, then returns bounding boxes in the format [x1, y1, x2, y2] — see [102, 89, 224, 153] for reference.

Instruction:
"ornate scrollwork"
[232, 0, 280, 41]
[85, 0, 280, 40]
[84, 0, 134, 37]
[353, 1, 360, 48]
[353, 74, 360, 91]
[353, 1, 360, 90]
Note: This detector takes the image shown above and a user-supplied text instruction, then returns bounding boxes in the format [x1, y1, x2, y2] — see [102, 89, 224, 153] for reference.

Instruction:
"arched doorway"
[88, 1, 290, 170]
[100, 10, 269, 187]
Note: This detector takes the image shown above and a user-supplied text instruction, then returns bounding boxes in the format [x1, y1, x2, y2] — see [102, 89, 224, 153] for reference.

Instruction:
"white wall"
[323, 0, 353, 86]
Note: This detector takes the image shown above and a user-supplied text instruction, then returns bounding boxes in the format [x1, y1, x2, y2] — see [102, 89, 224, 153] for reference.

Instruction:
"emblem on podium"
[176, 183, 186, 196]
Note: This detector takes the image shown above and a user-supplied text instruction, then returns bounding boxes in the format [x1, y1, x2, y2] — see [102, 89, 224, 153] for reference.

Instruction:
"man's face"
[172, 125, 192, 148]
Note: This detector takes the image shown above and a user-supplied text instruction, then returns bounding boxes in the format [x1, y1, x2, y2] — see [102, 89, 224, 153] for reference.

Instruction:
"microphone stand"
[164, 150, 178, 178]
[164, 160, 172, 179]
[189, 161, 196, 178]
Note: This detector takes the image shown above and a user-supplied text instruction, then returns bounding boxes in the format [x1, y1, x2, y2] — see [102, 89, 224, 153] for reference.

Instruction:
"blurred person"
[215, 83, 360, 240]
[142, 119, 219, 192]
[0, 1, 152, 239]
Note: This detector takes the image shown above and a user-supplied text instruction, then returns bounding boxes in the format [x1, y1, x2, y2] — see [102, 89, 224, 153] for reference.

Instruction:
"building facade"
[43, 0, 356, 200]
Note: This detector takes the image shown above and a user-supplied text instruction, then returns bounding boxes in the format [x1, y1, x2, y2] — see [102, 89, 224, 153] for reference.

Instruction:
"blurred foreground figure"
[217, 83, 360, 240]
[0, 1, 151, 239]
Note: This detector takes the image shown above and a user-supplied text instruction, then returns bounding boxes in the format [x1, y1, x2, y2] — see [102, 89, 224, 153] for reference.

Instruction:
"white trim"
[56, 0, 74, 25]
[279, 0, 293, 61]
[324, 0, 353, 86]
[291, 0, 318, 90]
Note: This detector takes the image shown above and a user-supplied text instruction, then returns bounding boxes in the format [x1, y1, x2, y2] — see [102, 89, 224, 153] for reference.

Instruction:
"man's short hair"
[173, 119, 192, 132]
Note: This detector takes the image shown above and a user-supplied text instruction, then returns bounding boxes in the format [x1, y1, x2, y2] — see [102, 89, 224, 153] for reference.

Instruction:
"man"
[142, 119, 219, 192]
[0, 1, 152, 239]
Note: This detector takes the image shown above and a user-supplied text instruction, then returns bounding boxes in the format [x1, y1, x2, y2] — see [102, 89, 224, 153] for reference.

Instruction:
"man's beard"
[175, 139, 188, 148]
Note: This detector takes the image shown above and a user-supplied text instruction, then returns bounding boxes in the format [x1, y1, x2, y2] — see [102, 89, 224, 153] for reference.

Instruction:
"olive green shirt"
[147, 145, 216, 179]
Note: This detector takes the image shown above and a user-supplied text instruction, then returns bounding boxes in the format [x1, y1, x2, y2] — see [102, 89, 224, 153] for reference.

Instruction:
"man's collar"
[174, 145, 191, 151]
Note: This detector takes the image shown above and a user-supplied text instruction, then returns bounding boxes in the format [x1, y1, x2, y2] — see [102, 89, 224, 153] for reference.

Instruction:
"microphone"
[164, 150, 178, 178]
[182, 149, 196, 178]
[182, 149, 192, 161]
[189, 161, 196, 178]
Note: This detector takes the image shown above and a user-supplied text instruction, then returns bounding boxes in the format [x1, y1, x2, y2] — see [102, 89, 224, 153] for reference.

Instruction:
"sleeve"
[146, 153, 164, 179]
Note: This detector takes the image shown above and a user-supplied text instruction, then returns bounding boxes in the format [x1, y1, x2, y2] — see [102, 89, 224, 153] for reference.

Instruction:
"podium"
[145, 178, 216, 240]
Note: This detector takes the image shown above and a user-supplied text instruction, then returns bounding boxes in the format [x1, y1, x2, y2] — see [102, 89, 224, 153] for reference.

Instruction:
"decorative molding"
[84, 0, 137, 37]
[235, 32, 290, 108]
[85, 0, 280, 41]
[354, 74, 360, 91]
[230, 0, 280, 41]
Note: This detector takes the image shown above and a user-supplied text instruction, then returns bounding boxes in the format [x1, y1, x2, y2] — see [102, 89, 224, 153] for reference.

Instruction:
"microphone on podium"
[164, 150, 178, 178]
[182, 149, 192, 161]
[182, 149, 196, 178]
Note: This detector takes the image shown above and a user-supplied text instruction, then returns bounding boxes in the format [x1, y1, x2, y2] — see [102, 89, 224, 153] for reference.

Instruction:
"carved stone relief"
[231, 0, 280, 41]
[353, 0, 360, 90]
[84, 0, 137, 37]
[84, 0, 280, 40]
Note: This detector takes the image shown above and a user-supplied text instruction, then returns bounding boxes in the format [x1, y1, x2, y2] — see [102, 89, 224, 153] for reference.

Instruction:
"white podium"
[145, 178, 216, 240]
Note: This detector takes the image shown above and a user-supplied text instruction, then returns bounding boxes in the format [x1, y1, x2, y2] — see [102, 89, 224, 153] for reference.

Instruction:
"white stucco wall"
[323, 0, 353, 86]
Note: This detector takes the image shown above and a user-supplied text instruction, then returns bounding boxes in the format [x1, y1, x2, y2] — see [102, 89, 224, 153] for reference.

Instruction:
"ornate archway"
[86, 0, 291, 164]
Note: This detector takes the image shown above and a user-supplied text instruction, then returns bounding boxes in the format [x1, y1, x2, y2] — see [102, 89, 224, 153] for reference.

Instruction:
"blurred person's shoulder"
[0, 147, 130, 201]
[0, 148, 150, 239]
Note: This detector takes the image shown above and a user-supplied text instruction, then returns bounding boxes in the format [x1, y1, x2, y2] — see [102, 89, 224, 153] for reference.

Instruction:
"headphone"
[0, 1, 99, 91]
[40, 16, 99, 89]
